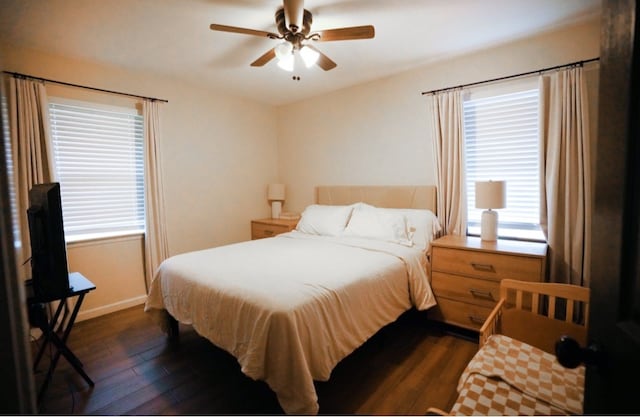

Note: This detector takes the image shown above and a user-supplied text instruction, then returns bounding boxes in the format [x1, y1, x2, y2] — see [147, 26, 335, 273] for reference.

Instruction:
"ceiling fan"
[209, 0, 375, 72]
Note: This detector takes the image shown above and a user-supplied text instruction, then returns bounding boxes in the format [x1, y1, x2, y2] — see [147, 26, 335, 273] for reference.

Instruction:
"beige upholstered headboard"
[316, 185, 437, 213]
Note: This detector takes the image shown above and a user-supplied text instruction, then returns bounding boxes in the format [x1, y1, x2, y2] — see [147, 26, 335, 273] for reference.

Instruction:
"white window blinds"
[49, 101, 144, 241]
[1, 95, 19, 244]
[463, 86, 544, 241]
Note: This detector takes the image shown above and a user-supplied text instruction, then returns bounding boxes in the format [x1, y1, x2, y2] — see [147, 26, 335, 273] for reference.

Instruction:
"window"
[463, 80, 544, 241]
[49, 100, 144, 242]
[1, 94, 19, 245]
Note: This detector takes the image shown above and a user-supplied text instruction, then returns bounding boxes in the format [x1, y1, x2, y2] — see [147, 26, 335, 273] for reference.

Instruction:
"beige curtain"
[7, 76, 53, 279]
[539, 67, 591, 287]
[143, 100, 169, 290]
[430, 90, 467, 235]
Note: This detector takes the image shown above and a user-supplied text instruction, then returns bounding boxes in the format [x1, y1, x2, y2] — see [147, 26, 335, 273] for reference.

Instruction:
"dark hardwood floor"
[32, 305, 478, 415]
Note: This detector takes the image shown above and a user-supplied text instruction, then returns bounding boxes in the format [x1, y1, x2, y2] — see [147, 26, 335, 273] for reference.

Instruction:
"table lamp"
[475, 180, 506, 241]
[267, 183, 285, 219]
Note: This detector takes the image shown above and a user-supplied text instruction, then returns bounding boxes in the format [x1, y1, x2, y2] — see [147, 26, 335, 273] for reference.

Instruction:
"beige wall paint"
[67, 235, 147, 321]
[1, 44, 279, 320]
[0, 18, 601, 321]
[276, 19, 601, 213]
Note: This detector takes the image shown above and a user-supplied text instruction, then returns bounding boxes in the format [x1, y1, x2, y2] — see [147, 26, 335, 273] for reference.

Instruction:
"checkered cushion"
[454, 334, 584, 415]
[451, 373, 568, 415]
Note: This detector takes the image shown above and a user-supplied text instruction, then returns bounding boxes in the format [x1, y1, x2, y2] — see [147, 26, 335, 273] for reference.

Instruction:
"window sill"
[467, 226, 546, 243]
[66, 231, 144, 248]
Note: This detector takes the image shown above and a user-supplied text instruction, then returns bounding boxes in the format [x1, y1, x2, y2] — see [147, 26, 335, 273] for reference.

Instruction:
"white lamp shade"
[475, 180, 506, 209]
[267, 183, 285, 201]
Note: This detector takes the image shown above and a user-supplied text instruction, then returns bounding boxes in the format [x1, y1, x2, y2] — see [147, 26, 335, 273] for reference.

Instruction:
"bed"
[144, 185, 440, 414]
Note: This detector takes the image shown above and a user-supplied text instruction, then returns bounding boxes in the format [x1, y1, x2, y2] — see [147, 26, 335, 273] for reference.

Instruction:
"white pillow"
[394, 207, 441, 251]
[343, 203, 413, 246]
[346, 203, 441, 250]
[296, 204, 355, 236]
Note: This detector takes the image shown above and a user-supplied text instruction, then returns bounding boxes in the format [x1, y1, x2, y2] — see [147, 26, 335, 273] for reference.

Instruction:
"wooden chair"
[428, 279, 590, 416]
[479, 278, 590, 354]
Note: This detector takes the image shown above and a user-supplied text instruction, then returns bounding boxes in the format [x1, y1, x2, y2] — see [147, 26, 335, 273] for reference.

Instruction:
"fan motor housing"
[276, 8, 312, 36]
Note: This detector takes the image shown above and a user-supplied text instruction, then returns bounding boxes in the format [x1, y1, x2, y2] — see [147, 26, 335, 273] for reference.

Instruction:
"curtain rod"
[3, 71, 168, 103]
[421, 57, 600, 96]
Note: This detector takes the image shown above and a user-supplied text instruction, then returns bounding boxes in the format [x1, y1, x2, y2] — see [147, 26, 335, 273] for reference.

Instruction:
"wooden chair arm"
[425, 407, 450, 416]
[479, 298, 505, 347]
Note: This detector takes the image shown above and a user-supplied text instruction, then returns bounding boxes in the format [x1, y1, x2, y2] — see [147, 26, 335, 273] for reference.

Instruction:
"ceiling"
[0, 0, 601, 106]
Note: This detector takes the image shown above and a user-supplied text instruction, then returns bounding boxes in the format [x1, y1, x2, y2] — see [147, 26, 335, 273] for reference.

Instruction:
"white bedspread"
[144, 231, 436, 414]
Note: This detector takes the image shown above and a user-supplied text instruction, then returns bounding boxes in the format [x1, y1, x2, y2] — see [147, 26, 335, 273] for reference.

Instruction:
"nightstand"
[429, 235, 547, 331]
[251, 218, 299, 240]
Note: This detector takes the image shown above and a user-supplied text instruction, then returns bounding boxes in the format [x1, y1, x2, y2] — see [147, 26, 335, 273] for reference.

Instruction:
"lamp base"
[480, 209, 498, 241]
[271, 201, 282, 219]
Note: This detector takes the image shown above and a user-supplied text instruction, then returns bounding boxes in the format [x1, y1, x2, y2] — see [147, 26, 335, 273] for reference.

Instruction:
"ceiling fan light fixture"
[209, 0, 375, 72]
[299, 45, 320, 68]
[277, 53, 295, 71]
[274, 41, 293, 60]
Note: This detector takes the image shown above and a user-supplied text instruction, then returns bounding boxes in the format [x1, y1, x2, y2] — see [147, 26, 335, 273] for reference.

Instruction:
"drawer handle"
[471, 262, 495, 272]
[468, 315, 486, 325]
[264, 230, 274, 236]
[469, 288, 494, 300]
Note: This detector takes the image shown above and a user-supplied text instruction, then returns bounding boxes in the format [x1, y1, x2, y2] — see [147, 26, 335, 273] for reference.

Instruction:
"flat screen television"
[27, 182, 70, 302]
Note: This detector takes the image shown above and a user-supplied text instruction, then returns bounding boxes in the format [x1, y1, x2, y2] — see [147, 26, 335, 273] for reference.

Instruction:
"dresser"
[251, 218, 299, 240]
[429, 235, 547, 331]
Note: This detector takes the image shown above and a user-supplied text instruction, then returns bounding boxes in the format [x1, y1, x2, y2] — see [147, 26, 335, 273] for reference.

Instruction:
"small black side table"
[27, 272, 96, 404]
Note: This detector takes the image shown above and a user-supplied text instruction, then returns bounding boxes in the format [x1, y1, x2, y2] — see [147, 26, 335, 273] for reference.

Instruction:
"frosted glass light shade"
[274, 42, 293, 59]
[277, 53, 294, 72]
[299, 45, 319, 68]
[267, 183, 285, 201]
[475, 180, 506, 209]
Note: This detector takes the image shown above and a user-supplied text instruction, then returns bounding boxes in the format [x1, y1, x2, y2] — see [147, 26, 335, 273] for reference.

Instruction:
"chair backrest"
[496, 279, 590, 354]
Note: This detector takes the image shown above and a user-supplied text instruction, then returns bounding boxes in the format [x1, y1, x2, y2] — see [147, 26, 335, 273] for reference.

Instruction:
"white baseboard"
[76, 295, 147, 322]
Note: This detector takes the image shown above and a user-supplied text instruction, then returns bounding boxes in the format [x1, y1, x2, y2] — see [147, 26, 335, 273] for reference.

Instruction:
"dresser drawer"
[429, 297, 493, 331]
[431, 246, 543, 282]
[431, 271, 499, 307]
[251, 222, 290, 239]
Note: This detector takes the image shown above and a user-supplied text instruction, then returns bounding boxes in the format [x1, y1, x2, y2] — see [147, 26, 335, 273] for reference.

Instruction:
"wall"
[276, 19, 601, 213]
[0, 18, 601, 320]
[1, 44, 279, 320]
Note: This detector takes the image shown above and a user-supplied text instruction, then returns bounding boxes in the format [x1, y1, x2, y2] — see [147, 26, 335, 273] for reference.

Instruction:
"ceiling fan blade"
[305, 45, 337, 71]
[210, 23, 278, 39]
[250, 48, 276, 67]
[316, 25, 375, 42]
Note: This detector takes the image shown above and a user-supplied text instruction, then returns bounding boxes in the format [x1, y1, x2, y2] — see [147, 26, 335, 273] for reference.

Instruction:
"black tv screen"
[27, 182, 70, 302]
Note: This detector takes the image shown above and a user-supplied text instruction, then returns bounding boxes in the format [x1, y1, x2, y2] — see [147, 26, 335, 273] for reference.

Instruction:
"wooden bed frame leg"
[166, 313, 179, 343]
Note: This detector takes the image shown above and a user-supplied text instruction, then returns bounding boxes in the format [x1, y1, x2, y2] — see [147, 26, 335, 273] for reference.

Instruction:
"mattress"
[144, 231, 436, 414]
